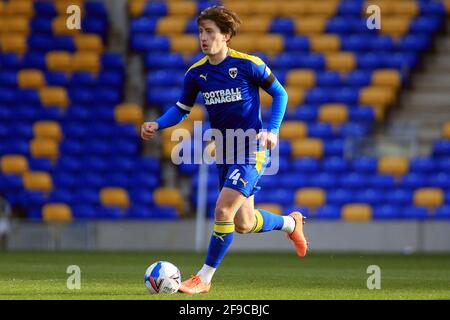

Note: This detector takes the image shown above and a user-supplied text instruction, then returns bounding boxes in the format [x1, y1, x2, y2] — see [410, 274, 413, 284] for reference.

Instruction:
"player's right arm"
[141, 71, 199, 140]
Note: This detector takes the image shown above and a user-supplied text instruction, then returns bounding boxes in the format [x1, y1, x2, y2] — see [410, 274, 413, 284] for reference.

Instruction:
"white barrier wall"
[6, 220, 450, 253]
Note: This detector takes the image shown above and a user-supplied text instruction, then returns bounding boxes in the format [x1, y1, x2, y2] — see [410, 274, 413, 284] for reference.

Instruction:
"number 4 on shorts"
[229, 169, 240, 185]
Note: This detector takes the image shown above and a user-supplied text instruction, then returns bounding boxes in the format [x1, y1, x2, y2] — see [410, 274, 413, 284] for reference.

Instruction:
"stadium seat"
[310, 35, 340, 53]
[325, 53, 356, 73]
[153, 187, 185, 216]
[23, 171, 53, 193]
[18, 69, 46, 89]
[442, 121, 450, 139]
[100, 187, 130, 209]
[378, 155, 409, 178]
[167, 1, 197, 16]
[286, 69, 316, 88]
[42, 203, 73, 223]
[372, 69, 401, 90]
[341, 204, 372, 221]
[46, 51, 72, 72]
[33, 121, 63, 142]
[291, 139, 323, 158]
[256, 203, 283, 215]
[72, 52, 100, 73]
[279, 121, 307, 141]
[318, 104, 348, 126]
[295, 187, 326, 208]
[115, 103, 144, 128]
[294, 17, 327, 34]
[39, 87, 69, 109]
[30, 138, 59, 161]
[74, 34, 104, 53]
[413, 188, 444, 209]
[1, 155, 29, 175]
[170, 35, 199, 55]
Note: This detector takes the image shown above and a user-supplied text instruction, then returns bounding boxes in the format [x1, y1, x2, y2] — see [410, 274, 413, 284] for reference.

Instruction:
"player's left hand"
[256, 131, 278, 150]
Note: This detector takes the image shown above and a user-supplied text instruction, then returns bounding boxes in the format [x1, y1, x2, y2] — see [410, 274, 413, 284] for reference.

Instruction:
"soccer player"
[141, 6, 308, 294]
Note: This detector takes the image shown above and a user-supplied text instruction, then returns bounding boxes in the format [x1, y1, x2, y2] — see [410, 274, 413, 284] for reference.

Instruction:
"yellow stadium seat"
[115, 103, 144, 128]
[240, 16, 271, 34]
[413, 188, 444, 209]
[309, 0, 338, 17]
[30, 139, 59, 161]
[230, 35, 258, 53]
[442, 122, 450, 139]
[445, 0, 450, 14]
[310, 35, 340, 53]
[129, 0, 146, 17]
[372, 69, 401, 89]
[167, 1, 197, 16]
[252, 1, 279, 16]
[380, 17, 411, 37]
[46, 52, 72, 72]
[295, 188, 326, 208]
[294, 17, 327, 35]
[364, 1, 394, 16]
[1, 17, 30, 34]
[72, 52, 100, 73]
[4, 0, 34, 16]
[189, 105, 205, 122]
[154, 187, 185, 216]
[292, 139, 324, 158]
[285, 87, 305, 107]
[255, 34, 283, 55]
[342, 204, 372, 221]
[1, 155, 28, 175]
[156, 17, 188, 35]
[286, 69, 316, 88]
[259, 89, 272, 109]
[256, 204, 283, 215]
[0, 2, 4, 16]
[325, 53, 356, 73]
[318, 104, 349, 126]
[392, 1, 418, 16]
[279, 1, 309, 17]
[0, 35, 27, 54]
[223, 1, 250, 16]
[42, 203, 73, 223]
[279, 121, 308, 141]
[378, 156, 409, 177]
[33, 121, 63, 142]
[17, 70, 46, 89]
[74, 34, 103, 53]
[53, 16, 80, 36]
[170, 35, 199, 55]
[359, 87, 395, 106]
[23, 171, 53, 193]
[55, 0, 84, 15]
[100, 187, 130, 209]
[39, 87, 69, 109]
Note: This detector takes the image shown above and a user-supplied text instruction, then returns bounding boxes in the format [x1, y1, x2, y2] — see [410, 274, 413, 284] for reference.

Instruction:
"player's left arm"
[251, 61, 288, 149]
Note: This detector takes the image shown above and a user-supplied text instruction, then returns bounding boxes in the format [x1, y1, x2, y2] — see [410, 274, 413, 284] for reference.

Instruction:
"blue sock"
[251, 209, 284, 233]
[204, 221, 235, 268]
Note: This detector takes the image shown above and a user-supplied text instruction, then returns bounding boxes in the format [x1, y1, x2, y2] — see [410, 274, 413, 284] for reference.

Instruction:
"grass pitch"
[0, 251, 449, 300]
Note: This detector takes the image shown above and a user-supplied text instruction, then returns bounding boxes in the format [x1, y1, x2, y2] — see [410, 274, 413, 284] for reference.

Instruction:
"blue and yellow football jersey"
[176, 48, 274, 164]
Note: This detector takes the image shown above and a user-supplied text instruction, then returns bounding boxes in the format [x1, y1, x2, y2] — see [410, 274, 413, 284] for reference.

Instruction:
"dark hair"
[197, 6, 241, 39]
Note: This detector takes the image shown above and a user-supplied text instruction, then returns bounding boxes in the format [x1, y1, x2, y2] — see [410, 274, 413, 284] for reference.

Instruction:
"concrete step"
[436, 37, 450, 54]
[412, 73, 450, 90]
[400, 91, 450, 108]
[424, 55, 450, 72]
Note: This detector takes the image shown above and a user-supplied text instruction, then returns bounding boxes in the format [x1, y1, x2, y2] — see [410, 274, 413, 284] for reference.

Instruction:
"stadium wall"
[5, 221, 450, 253]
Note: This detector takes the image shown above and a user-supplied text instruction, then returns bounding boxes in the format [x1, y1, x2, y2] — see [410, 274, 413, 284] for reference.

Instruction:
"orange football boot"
[178, 275, 211, 294]
[287, 212, 308, 257]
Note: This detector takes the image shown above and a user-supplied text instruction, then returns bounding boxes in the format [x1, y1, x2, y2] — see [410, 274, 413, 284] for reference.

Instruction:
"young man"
[141, 6, 308, 294]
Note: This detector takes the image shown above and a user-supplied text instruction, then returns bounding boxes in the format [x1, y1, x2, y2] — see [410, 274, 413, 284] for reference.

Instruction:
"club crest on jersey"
[228, 67, 238, 79]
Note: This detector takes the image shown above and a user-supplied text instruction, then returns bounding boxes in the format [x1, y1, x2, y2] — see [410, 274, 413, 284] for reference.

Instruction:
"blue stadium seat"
[22, 52, 46, 70]
[282, 205, 311, 218]
[402, 206, 428, 220]
[33, 1, 57, 16]
[400, 173, 427, 189]
[48, 189, 73, 204]
[346, 70, 372, 87]
[433, 140, 450, 156]
[352, 157, 377, 173]
[308, 123, 334, 139]
[72, 204, 97, 219]
[147, 70, 184, 86]
[311, 173, 339, 189]
[132, 35, 170, 52]
[326, 17, 355, 34]
[437, 157, 450, 171]
[283, 36, 309, 51]
[130, 172, 160, 189]
[151, 206, 178, 219]
[327, 189, 353, 206]
[315, 205, 341, 220]
[334, 88, 359, 104]
[28, 158, 52, 172]
[435, 206, 450, 219]
[398, 35, 431, 52]
[45, 71, 69, 86]
[337, 1, 363, 15]
[316, 71, 342, 87]
[53, 172, 77, 189]
[324, 139, 344, 157]
[356, 188, 385, 205]
[0, 54, 21, 70]
[127, 205, 152, 219]
[142, 2, 168, 16]
[427, 173, 450, 189]
[339, 173, 368, 189]
[75, 189, 100, 205]
[373, 205, 402, 220]
[293, 158, 319, 173]
[270, 18, 295, 35]
[371, 36, 395, 52]
[322, 157, 349, 173]
[386, 189, 413, 206]
[97, 207, 123, 219]
[370, 174, 396, 189]
[279, 174, 310, 189]
[409, 157, 435, 173]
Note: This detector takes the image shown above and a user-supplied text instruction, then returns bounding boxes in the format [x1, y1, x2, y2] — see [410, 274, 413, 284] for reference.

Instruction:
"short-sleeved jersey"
[176, 48, 273, 163]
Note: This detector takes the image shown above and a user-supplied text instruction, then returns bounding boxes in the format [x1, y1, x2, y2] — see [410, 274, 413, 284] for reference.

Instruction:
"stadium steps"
[374, 18, 450, 157]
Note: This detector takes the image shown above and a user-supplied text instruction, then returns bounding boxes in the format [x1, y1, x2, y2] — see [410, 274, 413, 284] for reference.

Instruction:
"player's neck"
[207, 46, 229, 65]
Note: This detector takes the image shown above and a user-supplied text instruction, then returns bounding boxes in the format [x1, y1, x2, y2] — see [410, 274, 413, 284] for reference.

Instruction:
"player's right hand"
[141, 121, 159, 140]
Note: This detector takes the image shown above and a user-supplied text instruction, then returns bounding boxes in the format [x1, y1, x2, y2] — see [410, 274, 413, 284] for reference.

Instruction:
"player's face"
[198, 19, 230, 56]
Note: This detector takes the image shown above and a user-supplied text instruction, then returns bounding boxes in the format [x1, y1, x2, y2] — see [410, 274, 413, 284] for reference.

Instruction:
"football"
[144, 261, 181, 294]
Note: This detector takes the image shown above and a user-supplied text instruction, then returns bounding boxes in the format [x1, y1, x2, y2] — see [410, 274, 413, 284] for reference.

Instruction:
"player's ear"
[223, 32, 231, 42]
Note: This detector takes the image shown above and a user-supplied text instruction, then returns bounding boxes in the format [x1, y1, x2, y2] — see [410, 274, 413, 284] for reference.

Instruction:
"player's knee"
[234, 221, 253, 234]
[214, 206, 234, 221]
